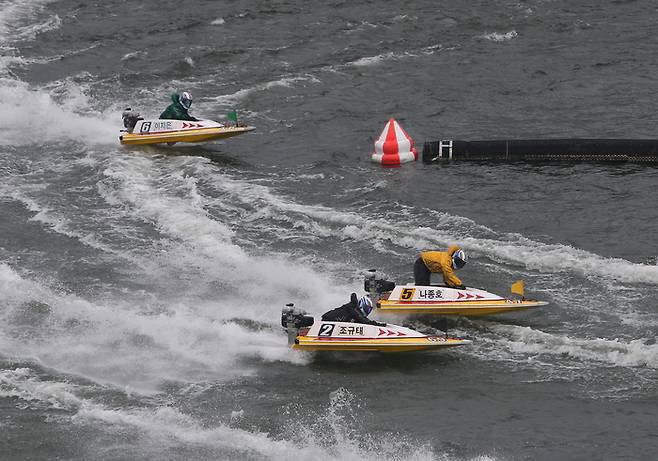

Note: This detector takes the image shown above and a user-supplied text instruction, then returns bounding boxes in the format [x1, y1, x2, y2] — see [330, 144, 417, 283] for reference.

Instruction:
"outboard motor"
[281, 303, 314, 345]
[121, 108, 142, 133]
[364, 269, 396, 300]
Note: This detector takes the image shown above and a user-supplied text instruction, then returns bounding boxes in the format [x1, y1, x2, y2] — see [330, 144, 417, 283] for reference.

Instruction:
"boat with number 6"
[119, 109, 254, 146]
[281, 305, 471, 352]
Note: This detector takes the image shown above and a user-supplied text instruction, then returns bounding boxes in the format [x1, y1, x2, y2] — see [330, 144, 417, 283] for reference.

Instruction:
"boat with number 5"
[365, 272, 548, 316]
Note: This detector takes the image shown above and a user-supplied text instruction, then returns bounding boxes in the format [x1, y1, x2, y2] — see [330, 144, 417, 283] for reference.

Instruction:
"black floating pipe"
[422, 139, 658, 163]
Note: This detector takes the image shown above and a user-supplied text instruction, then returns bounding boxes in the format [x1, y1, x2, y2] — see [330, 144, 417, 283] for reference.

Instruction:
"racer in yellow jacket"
[414, 245, 467, 289]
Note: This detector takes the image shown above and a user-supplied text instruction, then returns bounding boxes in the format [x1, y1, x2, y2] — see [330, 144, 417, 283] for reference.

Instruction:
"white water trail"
[0, 78, 118, 146]
[195, 169, 658, 286]
[0, 368, 496, 461]
[0, 1, 118, 146]
[0, 263, 307, 393]
[491, 324, 658, 368]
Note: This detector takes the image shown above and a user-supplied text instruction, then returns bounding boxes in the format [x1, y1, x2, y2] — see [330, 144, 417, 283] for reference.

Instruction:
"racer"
[414, 245, 467, 289]
[321, 293, 386, 326]
[159, 91, 199, 121]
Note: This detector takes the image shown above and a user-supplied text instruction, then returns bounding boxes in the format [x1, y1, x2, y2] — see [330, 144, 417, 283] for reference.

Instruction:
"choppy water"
[1, 1, 657, 460]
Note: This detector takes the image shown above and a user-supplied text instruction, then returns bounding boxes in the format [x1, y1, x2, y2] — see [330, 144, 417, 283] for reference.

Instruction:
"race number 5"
[401, 288, 415, 300]
[318, 324, 335, 336]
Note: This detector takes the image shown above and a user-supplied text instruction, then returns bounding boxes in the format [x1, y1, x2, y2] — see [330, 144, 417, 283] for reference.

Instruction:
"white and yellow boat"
[366, 274, 548, 317]
[119, 117, 254, 146]
[282, 306, 470, 353]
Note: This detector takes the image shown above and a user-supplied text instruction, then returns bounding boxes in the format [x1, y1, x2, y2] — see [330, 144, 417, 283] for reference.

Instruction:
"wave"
[0, 263, 307, 392]
[209, 74, 321, 105]
[479, 31, 518, 42]
[350, 51, 401, 67]
[97, 155, 353, 309]
[0, 0, 61, 79]
[471, 322, 658, 369]
[0, 369, 490, 460]
[346, 44, 448, 68]
[0, 0, 60, 43]
[0, 0, 117, 147]
[200, 43, 447, 104]
[0, 78, 118, 146]
[193, 169, 658, 287]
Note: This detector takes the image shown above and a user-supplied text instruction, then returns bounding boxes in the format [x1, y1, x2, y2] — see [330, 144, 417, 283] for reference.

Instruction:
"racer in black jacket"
[321, 293, 386, 326]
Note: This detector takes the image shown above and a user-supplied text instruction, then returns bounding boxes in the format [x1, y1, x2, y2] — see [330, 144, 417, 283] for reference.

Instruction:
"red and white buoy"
[371, 118, 417, 166]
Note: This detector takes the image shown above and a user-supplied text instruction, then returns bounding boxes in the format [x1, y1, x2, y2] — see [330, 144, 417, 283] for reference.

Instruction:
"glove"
[350, 292, 358, 304]
[375, 321, 387, 327]
[455, 284, 466, 290]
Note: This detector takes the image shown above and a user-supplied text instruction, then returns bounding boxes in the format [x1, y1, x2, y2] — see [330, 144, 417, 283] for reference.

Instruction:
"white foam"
[211, 17, 225, 25]
[0, 78, 118, 146]
[0, 0, 60, 42]
[3, 140, 654, 393]
[199, 172, 658, 286]
[1, 369, 488, 460]
[120, 50, 147, 61]
[97, 155, 351, 311]
[489, 324, 658, 368]
[335, 45, 448, 71]
[460, 233, 658, 285]
[480, 31, 519, 42]
[0, 262, 53, 309]
[0, 367, 82, 410]
[209, 75, 321, 105]
[1, 156, 357, 391]
[0, 46, 26, 77]
[74, 386, 489, 461]
[0, 261, 309, 392]
[344, 20, 377, 34]
[351, 52, 398, 67]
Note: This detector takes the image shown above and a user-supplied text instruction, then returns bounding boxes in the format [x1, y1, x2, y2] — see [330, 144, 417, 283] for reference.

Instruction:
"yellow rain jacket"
[420, 245, 463, 287]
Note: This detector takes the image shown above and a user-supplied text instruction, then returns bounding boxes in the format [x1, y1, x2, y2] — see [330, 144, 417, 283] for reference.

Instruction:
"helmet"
[358, 296, 373, 316]
[179, 91, 193, 110]
[452, 249, 467, 269]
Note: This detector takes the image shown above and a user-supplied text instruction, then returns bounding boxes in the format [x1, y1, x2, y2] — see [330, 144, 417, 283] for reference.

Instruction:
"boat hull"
[293, 335, 470, 352]
[375, 284, 548, 316]
[377, 299, 548, 316]
[120, 126, 254, 145]
[287, 319, 471, 353]
[119, 118, 254, 145]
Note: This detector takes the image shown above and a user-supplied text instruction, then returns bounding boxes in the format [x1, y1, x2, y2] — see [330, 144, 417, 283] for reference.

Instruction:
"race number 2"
[318, 324, 335, 336]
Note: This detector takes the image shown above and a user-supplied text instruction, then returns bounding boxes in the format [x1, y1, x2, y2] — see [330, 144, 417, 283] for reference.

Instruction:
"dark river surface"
[1, 1, 657, 460]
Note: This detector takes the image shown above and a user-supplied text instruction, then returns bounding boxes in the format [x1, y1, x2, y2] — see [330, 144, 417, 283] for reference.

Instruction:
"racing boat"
[282, 305, 471, 352]
[365, 272, 548, 316]
[119, 109, 254, 146]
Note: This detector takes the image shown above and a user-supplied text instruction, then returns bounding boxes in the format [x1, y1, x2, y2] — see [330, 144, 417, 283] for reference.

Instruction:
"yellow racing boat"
[119, 110, 254, 146]
[366, 273, 548, 317]
[282, 305, 471, 353]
